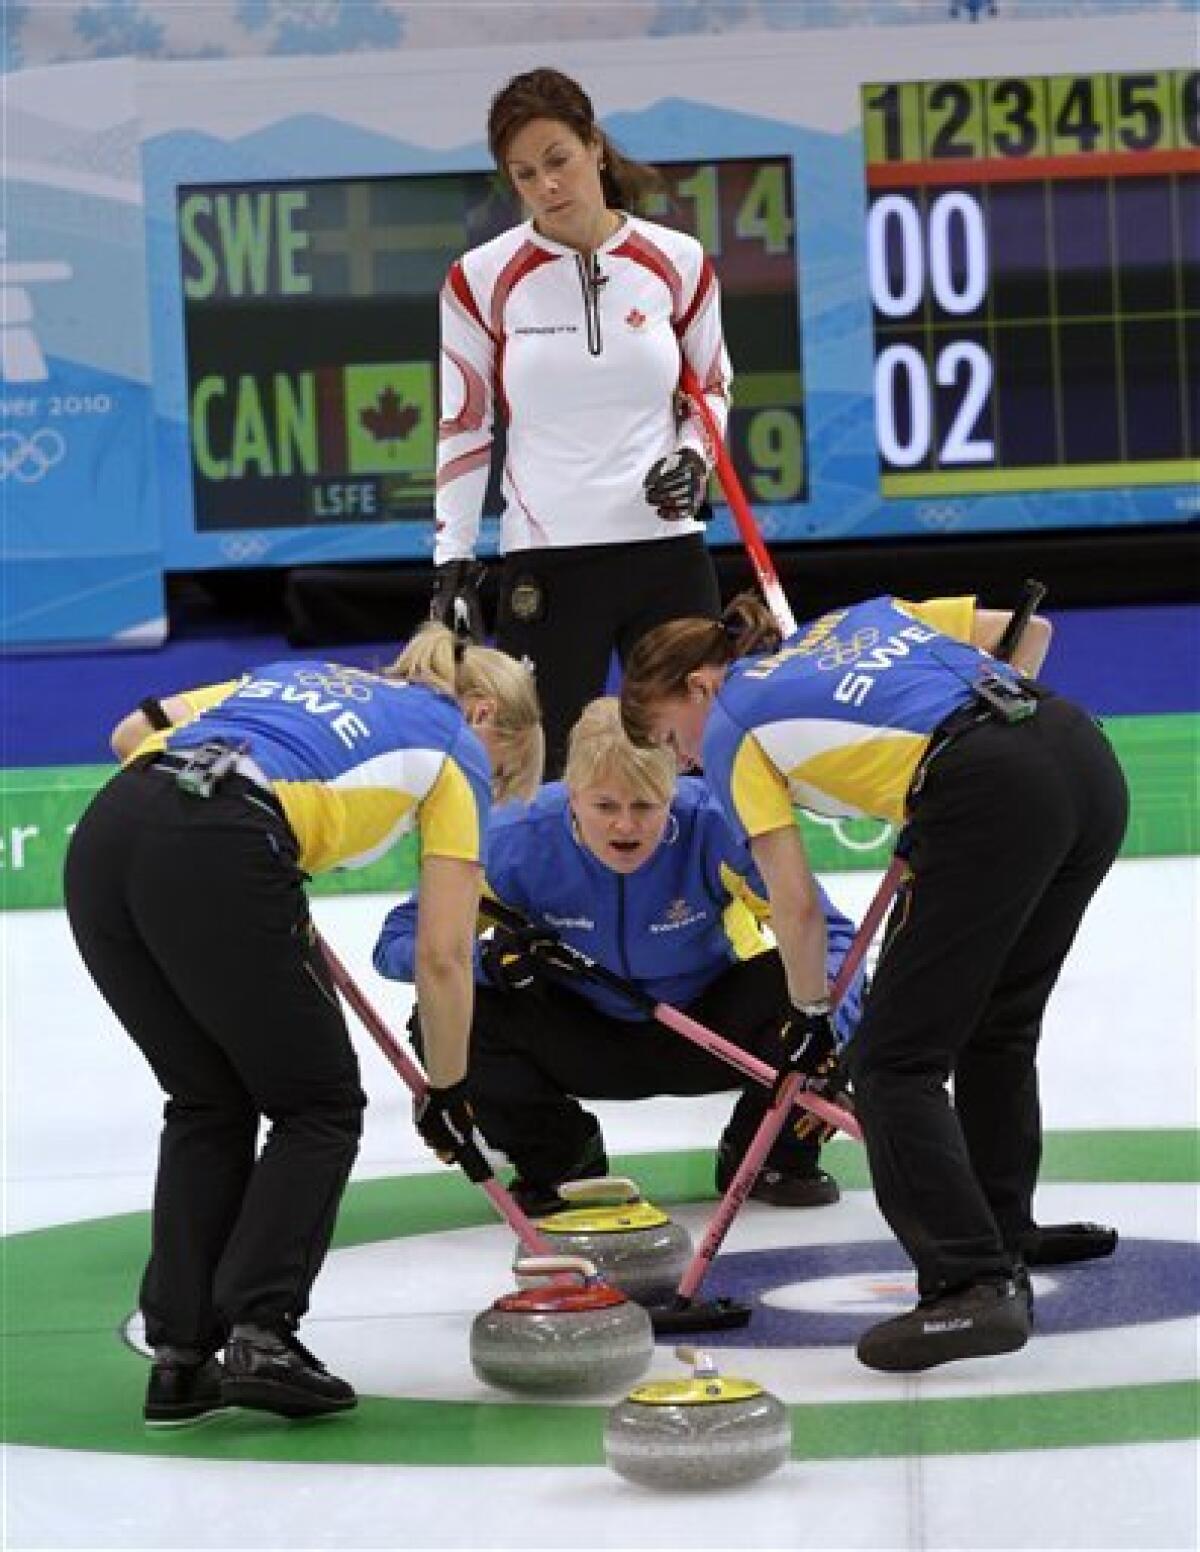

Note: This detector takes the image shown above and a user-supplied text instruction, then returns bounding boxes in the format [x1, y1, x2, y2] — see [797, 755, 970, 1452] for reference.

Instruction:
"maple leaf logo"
[625, 308, 646, 330]
[361, 386, 421, 443]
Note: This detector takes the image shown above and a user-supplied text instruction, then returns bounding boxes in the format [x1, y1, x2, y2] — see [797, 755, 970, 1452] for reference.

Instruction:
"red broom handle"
[679, 363, 798, 637]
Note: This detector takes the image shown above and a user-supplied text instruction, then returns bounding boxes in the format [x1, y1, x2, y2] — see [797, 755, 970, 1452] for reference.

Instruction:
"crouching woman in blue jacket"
[375, 697, 864, 1215]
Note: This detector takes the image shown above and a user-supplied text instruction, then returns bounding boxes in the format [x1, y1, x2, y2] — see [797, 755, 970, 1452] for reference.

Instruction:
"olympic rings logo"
[295, 668, 372, 701]
[805, 812, 894, 853]
[0, 428, 65, 482]
[917, 502, 966, 531]
[816, 627, 880, 670]
[219, 536, 269, 562]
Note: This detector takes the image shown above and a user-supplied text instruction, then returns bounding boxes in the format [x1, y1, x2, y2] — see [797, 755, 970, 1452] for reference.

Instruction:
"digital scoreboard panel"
[177, 158, 804, 536]
[861, 69, 1199, 498]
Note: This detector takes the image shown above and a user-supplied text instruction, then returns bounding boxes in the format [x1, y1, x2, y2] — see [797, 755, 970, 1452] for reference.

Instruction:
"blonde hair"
[565, 697, 674, 805]
[619, 593, 782, 747]
[387, 623, 544, 804]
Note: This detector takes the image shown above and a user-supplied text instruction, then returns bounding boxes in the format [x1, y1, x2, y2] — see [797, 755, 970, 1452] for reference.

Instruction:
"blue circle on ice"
[676, 1238, 1200, 1348]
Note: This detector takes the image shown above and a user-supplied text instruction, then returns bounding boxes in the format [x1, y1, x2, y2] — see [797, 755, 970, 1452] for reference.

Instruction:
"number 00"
[868, 191, 988, 318]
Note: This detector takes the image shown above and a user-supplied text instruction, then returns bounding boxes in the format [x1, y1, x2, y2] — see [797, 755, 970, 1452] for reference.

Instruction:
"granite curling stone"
[471, 1256, 654, 1397]
[604, 1345, 792, 1490]
[514, 1176, 692, 1306]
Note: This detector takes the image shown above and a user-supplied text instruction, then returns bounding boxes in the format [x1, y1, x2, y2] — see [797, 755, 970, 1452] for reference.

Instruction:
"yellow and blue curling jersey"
[374, 776, 865, 1037]
[703, 596, 1006, 836]
[164, 661, 491, 875]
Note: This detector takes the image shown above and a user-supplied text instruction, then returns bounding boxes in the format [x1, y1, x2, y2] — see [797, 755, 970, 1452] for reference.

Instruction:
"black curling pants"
[845, 695, 1128, 1299]
[453, 950, 819, 1187]
[63, 764, 365, 1353]
[496, 533, 720, 778]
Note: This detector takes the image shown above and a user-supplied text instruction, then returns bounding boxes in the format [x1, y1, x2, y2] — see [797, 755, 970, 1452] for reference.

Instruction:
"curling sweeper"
[513, 1176, 692, 1305]
[318, 944, 658, 1399]
[604, 1345, 791, 1490]
[471, 1256, 654, 1396]
[479, 896, 862, 1333]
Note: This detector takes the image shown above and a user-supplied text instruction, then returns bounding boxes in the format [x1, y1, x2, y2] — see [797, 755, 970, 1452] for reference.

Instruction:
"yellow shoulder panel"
[420, 757, 483, 862]
[896, 595, 976, 644]
[730, 734, 794, 838]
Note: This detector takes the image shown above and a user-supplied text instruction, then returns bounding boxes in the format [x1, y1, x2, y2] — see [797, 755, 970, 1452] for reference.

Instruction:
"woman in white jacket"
[431, 65, 731, 775]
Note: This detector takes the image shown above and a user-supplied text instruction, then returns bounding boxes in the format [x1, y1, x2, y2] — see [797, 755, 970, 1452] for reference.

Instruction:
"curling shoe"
[508, 1128, 609, 1219]
[221, 1322, 356, 1418]
[857, 1276, 1031, 1373]
[715, 1142, 840, 1207]
[144, 1348, 228, 1427]
[1018, 1221, 1117, 1266]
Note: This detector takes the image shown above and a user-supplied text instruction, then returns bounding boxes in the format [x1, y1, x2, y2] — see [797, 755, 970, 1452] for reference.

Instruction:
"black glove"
[480, 924, 557, 993]
[792, 1066, 854, 1145]
[430, 559, 487, 641]
[773, 1004, 855, 1143]
[771, 1003, 839, 1101]
[413, 1079, 491, 1182]
[643, 448, 709, 522]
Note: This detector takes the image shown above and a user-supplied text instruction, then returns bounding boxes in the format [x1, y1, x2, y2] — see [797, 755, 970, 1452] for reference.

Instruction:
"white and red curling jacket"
[434, 214, 731, 564]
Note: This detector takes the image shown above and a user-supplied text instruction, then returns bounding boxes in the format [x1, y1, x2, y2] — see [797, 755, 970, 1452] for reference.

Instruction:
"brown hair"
[564, 697, 675, 805]
[487, 66, 663, 212]
[386, 623, 544, 804]
[619, 592, 782, 747]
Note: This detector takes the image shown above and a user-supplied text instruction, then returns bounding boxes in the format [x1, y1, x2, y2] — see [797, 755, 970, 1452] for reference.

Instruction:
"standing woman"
[619, 593, 1128, 1373]
[431, 65, 729, 775]
[64, 627, 540, 1425]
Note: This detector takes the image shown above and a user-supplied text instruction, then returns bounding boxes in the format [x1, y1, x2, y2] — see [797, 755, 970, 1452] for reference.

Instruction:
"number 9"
[747, 409, 805, 502]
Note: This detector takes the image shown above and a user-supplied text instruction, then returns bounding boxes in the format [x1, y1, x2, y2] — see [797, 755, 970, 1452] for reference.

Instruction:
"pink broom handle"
[672, 872, 899, 1305]
[477, 896, 860, 1141]
[317, 931, 553, 1258]
[641, 1004, 860, 1143]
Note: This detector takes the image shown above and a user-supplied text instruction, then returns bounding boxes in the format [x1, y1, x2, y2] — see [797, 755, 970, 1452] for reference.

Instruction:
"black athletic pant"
[845, 695, 1128, 1299]
[63, 764, 365, 1353]
[454, 950, 818, 1187]
[496, 533, 720, 778]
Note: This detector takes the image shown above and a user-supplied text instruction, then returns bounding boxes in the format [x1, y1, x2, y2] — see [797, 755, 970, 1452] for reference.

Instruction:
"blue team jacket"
[373, 777, 864, 1040]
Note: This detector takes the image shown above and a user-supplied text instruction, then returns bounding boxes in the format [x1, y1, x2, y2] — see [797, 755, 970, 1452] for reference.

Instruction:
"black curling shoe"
[1019, 1221, 1118, 1266]
[716, 1142, 840, 1207]
[144, 1352, 228, 1427]
[743, 1165, 840, 1207]
[856, 1277, 1031, 1373]
[508, 1128, 610, 1219]
[221, 1324, 357, 1419]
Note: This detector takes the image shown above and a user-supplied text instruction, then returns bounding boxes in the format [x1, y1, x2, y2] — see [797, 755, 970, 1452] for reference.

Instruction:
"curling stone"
[514, 1176, 692, 1306]
[471, 1256, 654, 1397]
[604, 1345, 792, 1490]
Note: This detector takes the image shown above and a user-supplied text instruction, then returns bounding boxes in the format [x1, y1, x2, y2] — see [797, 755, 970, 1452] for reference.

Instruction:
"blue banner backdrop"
[3, 60, 164, 650]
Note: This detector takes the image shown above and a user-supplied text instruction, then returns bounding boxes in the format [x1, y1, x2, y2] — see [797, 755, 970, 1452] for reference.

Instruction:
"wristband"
[138, 696, 172, 731]
[795, 999, 832, 1017]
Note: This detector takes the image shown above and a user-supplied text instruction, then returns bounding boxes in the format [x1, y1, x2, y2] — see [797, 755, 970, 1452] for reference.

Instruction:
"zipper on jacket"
[576, 253, 604, 357]
[615, 874, 634, 981]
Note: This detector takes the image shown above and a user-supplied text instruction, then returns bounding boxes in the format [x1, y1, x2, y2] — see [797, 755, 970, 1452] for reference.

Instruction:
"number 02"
[875, 341, 994, 468]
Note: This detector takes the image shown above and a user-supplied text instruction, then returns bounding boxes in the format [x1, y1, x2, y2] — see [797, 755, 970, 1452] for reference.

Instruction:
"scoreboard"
[145, 21, 1200, 576]
[861, 69, 1199, 496]
[176, 157, 804, 536]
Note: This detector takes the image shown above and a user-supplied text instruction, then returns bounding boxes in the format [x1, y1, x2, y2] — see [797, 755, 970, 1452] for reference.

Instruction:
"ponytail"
[386, 623, 544, 804]
[488, 66, 663, 216]
[619, 592, 783, 748]
[388, 622, 459, 697]
[597, 135, 664, 213]
[719, 591, 783, 655]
